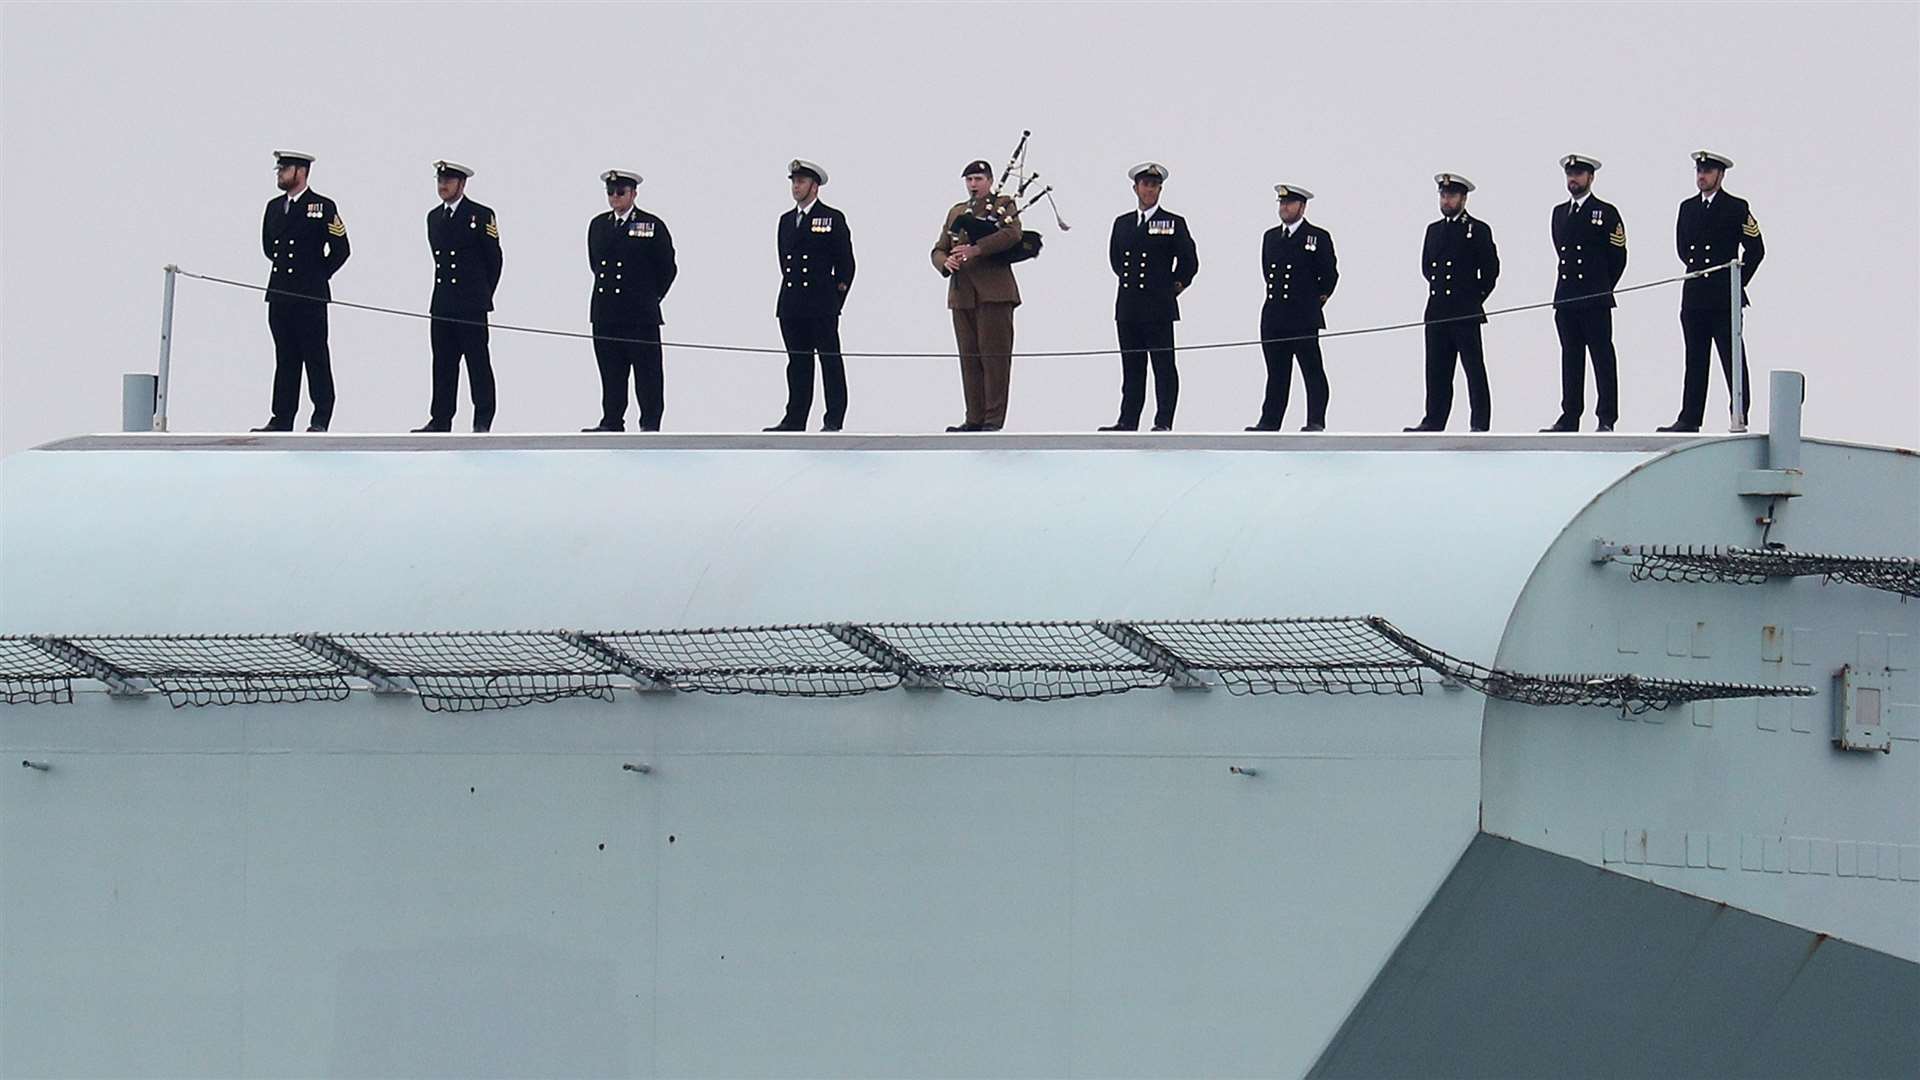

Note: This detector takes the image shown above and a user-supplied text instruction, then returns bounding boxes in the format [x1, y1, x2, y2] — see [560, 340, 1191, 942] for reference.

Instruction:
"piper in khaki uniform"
[932, 159, 1024, 431]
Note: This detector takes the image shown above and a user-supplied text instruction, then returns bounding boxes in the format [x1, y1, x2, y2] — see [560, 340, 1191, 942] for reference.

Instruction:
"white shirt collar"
[442, 196, 463, 215]
[796, 199, 817, 217]
[1570, 192, 1590, 210]
[613, 207, 631, 222]
[284, 185, 309, 206]
[1701, 192, 1716, 205]
[1137, 202, 1158, 222]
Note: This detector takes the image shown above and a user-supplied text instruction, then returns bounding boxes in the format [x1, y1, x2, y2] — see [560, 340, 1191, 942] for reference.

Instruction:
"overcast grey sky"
[2, 1, 1915, 454]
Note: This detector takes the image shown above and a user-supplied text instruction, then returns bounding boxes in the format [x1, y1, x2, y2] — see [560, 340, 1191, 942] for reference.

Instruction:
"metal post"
[1768, 370, 1804, 472]
[121, 373, 157, 432]
[1729, 257, 1745, 432]
[154, 265, 177, 432]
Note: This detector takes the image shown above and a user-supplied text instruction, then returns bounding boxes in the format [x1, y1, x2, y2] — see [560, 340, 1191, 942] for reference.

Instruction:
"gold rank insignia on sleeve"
[1743, 213, 1761, 237]
[485, 217, 499, 239]
[328, 214, 347, 237]
[1609, 222, 1627, 248]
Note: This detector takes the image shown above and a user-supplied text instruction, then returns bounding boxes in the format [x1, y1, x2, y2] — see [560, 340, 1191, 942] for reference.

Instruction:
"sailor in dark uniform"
[1248, 184, 1338, 432]
[764, 159, 856, 432]
[1659, 149, 1766, 433]
[1406, 173, 1500, 432]
[1541, 154, 1628, 432]
[583, 169, 677, 432]
[254, 150, 350, 432]
[1101, 162, 1199, 431]
[414, 160, 503, 433]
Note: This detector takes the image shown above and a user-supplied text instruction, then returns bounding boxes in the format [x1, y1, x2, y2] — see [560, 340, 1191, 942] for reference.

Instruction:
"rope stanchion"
[170, 261, 1735, 361]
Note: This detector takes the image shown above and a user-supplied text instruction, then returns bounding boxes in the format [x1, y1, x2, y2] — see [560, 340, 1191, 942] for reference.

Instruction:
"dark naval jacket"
[1260, 221, 1339, 332]
[427, 198, 503, 316]
[776, 201, 856, 318]
[1110, 206, 1200, 322]
[261, 189, 350, 304]
[1676, 191, 1765, 311]
[1551, 196, 1627, 310]
[588, 209, 678, 326]
[1422, 212, 1500, 322]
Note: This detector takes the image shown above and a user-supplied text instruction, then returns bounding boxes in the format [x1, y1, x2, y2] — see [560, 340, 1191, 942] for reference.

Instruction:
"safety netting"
[1365, 620, 1815, 716]
[0, 639, 81, 705]
[326, 632, 618, 712]
[1605, 544, 1919, 598]
[0, 619, 1815, 714]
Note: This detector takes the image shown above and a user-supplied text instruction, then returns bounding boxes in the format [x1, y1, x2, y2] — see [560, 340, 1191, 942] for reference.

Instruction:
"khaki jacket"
[932, 195, 1023, 309]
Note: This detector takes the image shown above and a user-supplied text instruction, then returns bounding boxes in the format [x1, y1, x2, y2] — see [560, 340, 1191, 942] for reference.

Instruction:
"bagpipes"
[951, 130, 1071, 265]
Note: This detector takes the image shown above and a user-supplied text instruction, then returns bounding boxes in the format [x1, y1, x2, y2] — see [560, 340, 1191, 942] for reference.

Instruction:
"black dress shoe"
[1655, 421, 1699, 433]
[1470, 426, 1490, 433]
[1595, 422, 1614, 432]
[980, 423, 1003, 431]
[1245, 424, 1279, 432]
[1300, 423, 1325, 432]
[820, 424, 842, 432]
[411, 422, 451, 433]
[250, 422, 293, 433]
[473, 424, 491, 433]
[581, 422, 623, 432]
[1097, 423, 1137, 432]
[638, 424, 660, 432]
[946, 422, 984, 432]
[762, 421, 805, 432]
[1151, 425, 1172, 432]
[1539, 420, 1578, 433]
[305, 424, 329, 432]
[1403, 423, 1443, 432]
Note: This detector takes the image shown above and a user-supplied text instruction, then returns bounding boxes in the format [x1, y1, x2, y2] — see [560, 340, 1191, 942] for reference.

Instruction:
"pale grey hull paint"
[3, 435, 1913, 1077]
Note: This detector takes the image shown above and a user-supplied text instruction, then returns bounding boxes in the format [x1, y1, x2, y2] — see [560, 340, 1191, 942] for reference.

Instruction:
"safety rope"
[171, 261, 1735, 360]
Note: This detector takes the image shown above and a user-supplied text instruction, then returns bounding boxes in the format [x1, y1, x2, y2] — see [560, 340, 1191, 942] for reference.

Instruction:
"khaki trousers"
[952, 303, 1015, 427]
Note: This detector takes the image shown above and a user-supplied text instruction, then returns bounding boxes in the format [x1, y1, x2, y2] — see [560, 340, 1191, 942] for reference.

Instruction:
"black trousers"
[1421, 320, 1490, 430]
[1553, 306, 1618, 426]
[1115, 320, 1178, 429]
[1678, 306, 1750, 426]
[1257, 330, 1327, 428]
[593, 325, 663, 430]
[777, 315, 847, 428]
[429, 317, 495, 429]
[267, 300, 333, 428]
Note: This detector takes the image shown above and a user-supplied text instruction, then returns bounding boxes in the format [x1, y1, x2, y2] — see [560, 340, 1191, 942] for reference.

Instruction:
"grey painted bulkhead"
[1482, 438, 1920, 961]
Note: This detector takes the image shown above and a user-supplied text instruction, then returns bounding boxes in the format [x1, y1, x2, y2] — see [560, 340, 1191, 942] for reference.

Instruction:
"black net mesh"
[1132, 618, 1427, 695]
[69, 635, 350, 706]
[1620, 545, 1920, 598]
[1367, 619, 1816, 715]
[329, 633, 617, 712]
[0, 638, 79, 705]
[1, 621, 1815, 715]
[590, 626, 897, 696]
[864, 622, 1164, 700]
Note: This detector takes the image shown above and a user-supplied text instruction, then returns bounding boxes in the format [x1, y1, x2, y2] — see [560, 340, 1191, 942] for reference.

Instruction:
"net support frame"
[29, 637, 145, 696]
[295, 634, 412, 695]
